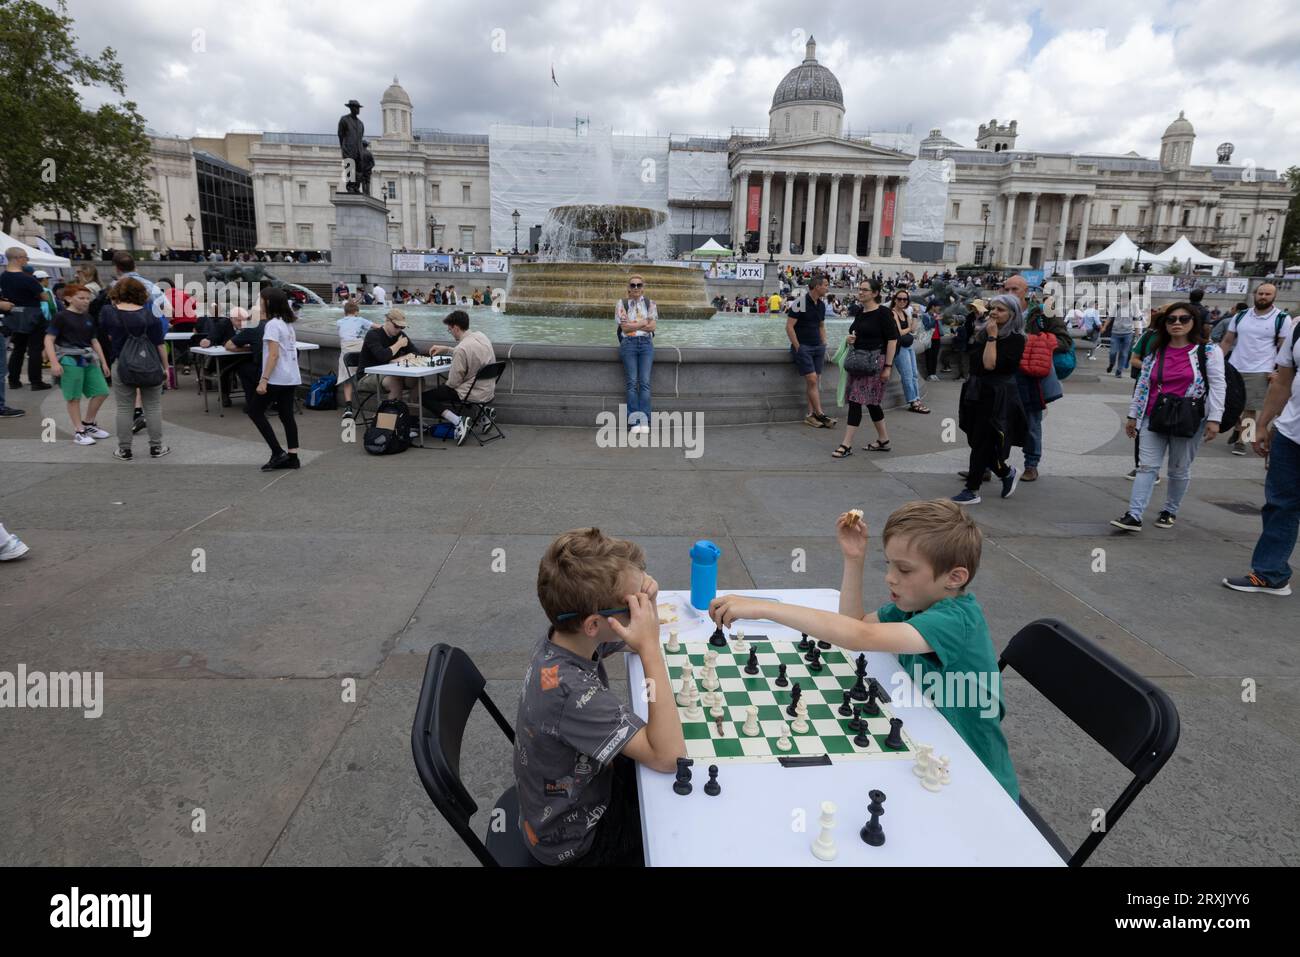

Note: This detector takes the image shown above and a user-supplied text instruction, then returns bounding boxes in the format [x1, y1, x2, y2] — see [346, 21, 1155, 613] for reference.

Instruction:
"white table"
[362, 360, 453, 447]
[190, 342, 321, 415]
[627, 588, 1064, 867]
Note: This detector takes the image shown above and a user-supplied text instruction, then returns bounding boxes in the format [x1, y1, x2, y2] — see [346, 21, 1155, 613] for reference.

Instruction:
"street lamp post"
[768, 215, 777, 263]
[980, 205, 990, 265]
[184, 213, 196, 251]
[689, 207, 696, 257]
[1264, 214, 1276, 264]
[512, 209, 520, 254]
[427, 213, 437, 249]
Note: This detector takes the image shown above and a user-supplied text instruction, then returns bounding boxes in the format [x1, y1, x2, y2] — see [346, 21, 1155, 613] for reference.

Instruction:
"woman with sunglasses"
[833, 278, 897, 457]
[890, 291, 929, 413]
[1111, 303, 1226, 532]
[616, 274, 657, 433]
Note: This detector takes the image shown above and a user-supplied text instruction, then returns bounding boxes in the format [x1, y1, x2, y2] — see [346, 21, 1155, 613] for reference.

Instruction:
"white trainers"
[454, 415, 473, 446]
[73, 430, 96, 445]
[0, 534, 30, 561]
[81, 422, 111, 439]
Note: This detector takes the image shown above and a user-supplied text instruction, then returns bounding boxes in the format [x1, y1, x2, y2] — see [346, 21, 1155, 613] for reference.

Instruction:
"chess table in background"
[629, 589, 1065, 867]
[666, 640, 915, 764]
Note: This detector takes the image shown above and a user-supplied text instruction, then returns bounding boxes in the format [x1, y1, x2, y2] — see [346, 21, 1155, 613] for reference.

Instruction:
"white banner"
[478, 256, 509, 274]
[392, 253, 425, 271]
[1226, 278, 1249, 294]
[1146, 275, 1174, 292]
[735, 262, 765, 281]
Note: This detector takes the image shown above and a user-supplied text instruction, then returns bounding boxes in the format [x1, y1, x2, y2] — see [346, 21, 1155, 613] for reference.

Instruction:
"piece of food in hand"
[845, 509, 864, 528]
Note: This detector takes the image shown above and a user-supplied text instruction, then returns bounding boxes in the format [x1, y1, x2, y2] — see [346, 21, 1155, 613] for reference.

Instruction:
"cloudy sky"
[66, 0, 1299, 170]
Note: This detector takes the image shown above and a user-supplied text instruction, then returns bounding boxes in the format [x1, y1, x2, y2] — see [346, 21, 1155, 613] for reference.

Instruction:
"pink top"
[1145, 344, 1196, 418]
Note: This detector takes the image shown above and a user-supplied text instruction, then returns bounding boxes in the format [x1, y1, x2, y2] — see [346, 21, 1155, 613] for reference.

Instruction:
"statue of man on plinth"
[338, 99, 365, 193]
[359, 140, 375, 197]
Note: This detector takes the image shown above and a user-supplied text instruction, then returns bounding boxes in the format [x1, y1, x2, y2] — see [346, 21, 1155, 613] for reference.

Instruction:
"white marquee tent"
[1147, 235, 1224, 271]
[1067, 233, 1151, 273]
[805, 253, 868, 269]
[0, 230, 71, 270]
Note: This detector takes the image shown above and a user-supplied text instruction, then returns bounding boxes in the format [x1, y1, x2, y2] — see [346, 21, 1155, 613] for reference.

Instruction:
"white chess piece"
[921, 758, 944, 792]
[742, 704, 761, 737]
[776, 723, 793, 751]
[666, 628, 681, 653]
[811, 801, 838, 862]
[791, 698, 809, 734]
[702, 664, 720, 692]
[676, 665, 695, 706]
[709, 691, 725, 720]
[684, 684, 704, 721]
[913, 744, 935, 778]
[704, 649, 718, 668]
[733, 629, 748, 654]
[938, 756, 951, 786]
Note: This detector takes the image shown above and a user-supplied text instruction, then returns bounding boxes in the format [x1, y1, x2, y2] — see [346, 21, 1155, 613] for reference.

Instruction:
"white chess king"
[812, 801, 838, 861]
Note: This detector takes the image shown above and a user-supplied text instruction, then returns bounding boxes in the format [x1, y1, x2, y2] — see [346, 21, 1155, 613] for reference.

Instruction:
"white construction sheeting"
[668, 148, 731, 202]
[667, 205, 730, 234]
[488, 124, 670, 251]
[899, 157, 948, 244]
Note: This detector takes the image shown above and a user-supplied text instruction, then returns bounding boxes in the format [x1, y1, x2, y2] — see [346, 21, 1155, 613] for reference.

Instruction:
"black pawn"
[785, 681, 802, 717]
[884, 717, 905, 750]
[744, 647, 760, 675]
[798, 632, 812, 651]
[775, 663, 789, 687]
[847, 704, 864, 733]
[838, 690, 853, 717]
[703, 764, 721, 796]
[807, 646, 823, 672]
[860, 789, 886, 846]
[853, 711, 872, 747]
[862, 683, 882, 717]
[709, 626, 727, 648]
[673, 757, 694, 796]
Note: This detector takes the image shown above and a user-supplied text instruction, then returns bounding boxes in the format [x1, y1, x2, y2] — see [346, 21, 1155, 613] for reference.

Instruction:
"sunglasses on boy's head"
[554, 605, 631, 623]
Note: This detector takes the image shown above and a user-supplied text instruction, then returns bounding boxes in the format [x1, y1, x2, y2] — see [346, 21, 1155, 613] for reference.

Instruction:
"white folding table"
[361, 359, 453, 447]
[190, 342, 321, 415]
[627, 588, 1065, 867]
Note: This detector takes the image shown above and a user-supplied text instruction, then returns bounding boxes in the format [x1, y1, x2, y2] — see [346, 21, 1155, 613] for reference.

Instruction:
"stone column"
[868, 175, 885, 258]
[1269, 210, 1286, 260]
[848, 174, 864, 256]
[1076, 197, 1091, 258]
[780, 171, 796, 255]
[1020, 192, 1039, 267]
[760, 171, 773, 257]
[825, 173, 842, 254]
[1056, 194, 1072, 265]
[399, 173, 412, 247]
[892, 176, 908, 259]
[1000, 192, 1017, 265]
[731, 172, 742, 249]
[803, 173, 818, 256]
[282, 173, 295, 246]
[1155, 199, 1167, 245]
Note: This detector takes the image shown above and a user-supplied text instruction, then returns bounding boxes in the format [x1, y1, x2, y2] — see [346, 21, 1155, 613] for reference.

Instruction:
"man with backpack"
[1220, 284, 1292, 455]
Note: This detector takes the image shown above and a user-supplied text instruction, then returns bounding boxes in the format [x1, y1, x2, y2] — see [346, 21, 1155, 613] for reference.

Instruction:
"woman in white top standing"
[250, 287, 302, 471]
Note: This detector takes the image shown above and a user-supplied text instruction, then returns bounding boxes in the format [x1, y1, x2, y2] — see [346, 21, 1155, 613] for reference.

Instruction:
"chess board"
[663, 637, 916, 765]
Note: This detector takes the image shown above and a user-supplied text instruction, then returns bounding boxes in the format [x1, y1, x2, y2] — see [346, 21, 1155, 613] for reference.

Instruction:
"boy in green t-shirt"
[709, 499, 1019, 801]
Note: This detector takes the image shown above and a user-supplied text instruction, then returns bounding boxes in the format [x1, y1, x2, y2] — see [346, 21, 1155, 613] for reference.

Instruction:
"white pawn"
[742, 704, 761, 737]
[702, 664, 720, 692]
[791, 697, 810, 734]
[775, 722, 793, 752]
[709, 691, 725, 720]
[684, 684, 704, 721]
[811, 801, 838, 862]
[913, 744, 935, 778]
[666, 628, 681, 653]
[676, 663, 695, 706]
[733, 629, 748, 654]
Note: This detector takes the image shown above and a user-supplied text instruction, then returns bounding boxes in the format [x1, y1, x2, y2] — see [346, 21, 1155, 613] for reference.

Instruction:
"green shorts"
[59, 357, 110, 401]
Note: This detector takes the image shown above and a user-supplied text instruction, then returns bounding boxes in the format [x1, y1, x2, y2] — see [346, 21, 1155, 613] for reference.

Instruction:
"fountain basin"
[504, 262, 715, 321]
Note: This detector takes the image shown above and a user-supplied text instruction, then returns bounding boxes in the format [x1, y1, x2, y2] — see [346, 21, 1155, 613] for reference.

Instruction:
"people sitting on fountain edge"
[424, 310, 497, 446]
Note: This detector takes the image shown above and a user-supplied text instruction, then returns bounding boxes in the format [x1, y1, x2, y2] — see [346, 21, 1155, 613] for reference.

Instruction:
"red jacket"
[1019, 330, 1055, 378]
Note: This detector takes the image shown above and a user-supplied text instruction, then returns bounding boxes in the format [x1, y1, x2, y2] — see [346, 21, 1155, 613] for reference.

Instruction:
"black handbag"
[1148, 346, 1206, 438]
[844, 348, 880, 376]
[1, 304, 39, 335]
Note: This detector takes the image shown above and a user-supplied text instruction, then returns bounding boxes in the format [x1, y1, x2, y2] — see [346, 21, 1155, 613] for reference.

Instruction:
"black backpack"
[114, 310, 165, 388]
[363, 399, 414, 455]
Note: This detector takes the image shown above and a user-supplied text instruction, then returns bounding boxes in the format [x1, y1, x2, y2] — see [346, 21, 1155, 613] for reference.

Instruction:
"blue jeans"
[1251, 431, 1300, 584]
[895, 346, 920, 403]
[1109, 332, 1133, 376]
[1022, 405, 1042, 468]
[1128, 416, 1202, 519]
[0, 330, 7, 408]
[619, 335, 654, 427]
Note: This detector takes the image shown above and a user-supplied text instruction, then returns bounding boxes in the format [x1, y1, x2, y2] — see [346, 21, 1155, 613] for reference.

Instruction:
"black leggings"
[246, 383, 298, 454]
[847, 401, 884, 427]
[966, 430, 1012, 491]
[7, 329, 46, 385]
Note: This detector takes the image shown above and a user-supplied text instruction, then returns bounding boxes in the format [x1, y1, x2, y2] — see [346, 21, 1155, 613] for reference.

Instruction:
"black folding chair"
[343, 352, 379, 425]
[411, 644, 541, 867]
[446, 360, 507, 445]
[999, 618, 1180, 867]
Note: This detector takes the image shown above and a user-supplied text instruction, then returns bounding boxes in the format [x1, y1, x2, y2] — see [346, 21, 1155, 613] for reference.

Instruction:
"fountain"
[504, 204, 715, 321]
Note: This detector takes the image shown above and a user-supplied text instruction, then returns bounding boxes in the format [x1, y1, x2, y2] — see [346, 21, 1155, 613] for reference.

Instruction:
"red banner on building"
[747, 186, 762, 233]
[882, 191, 896, 238]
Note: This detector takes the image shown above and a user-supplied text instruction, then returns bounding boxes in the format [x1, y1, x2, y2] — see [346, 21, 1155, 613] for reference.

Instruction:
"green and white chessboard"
[663, 637, 915, 764]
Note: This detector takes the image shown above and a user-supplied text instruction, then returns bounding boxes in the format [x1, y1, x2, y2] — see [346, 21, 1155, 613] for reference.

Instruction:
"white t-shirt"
[1229, 307, 1288, 373]
[336, 314, 370, 341]
[261, 318, 301, 386]
[1272, 326, 1300, 445]
[372, 285, 387, 305]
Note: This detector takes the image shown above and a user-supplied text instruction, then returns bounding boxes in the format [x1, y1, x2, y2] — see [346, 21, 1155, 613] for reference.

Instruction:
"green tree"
[0, 0, 160, 236]
[1280, 165, 1300, 265]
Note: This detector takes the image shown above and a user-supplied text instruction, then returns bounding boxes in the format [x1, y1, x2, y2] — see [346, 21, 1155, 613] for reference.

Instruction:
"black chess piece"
[884, 717, 905, 750]
[853, 712, 872, 748]
[744, 647, 760, 675]
[860, 789, 886, 846]
[847, 704, 864, 733]
[817, 639, 832, 650]
[807, 646, 823, 672]
[775, 663, 789, 687]
[785, 682, 802, 717]
[673, 757, 694, 795]
[703, 764, 721, 796]
[855, 653, 867, 676]
[838, 690, 853, 717]
[798, 632, 812, 652]
[849, 672, 869, 702]
[862, 683, 882, 717]
[709, 626, 727, 648]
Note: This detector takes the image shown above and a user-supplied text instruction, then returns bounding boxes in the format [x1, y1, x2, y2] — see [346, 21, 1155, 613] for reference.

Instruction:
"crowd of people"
[336, 283, 496, 307]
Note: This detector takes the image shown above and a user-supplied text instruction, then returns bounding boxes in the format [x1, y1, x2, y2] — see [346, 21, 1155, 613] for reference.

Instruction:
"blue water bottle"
[690, 540, 722, 610]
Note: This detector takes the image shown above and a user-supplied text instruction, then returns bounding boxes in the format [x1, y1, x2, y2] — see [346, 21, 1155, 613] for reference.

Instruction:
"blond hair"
[343, 300, 360, 315]
[882, 499, 982, 584]
[538, 527, 646, 632]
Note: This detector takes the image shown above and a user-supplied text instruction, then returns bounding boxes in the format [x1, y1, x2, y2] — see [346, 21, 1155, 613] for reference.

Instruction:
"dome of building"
[1163, 111, 1194, 138]
[381, 77, 412, 107]
[770, 37, 843, 110]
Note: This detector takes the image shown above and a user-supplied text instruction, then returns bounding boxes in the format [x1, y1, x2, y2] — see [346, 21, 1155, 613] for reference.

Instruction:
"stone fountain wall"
[504, 263, 714, 321]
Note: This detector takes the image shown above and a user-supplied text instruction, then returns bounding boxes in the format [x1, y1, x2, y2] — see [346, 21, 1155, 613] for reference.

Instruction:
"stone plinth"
[330, 192, 393, 288]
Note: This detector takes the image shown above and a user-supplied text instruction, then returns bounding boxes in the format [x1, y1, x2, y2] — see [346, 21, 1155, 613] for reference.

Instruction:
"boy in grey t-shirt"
[514, 528, 685, 866]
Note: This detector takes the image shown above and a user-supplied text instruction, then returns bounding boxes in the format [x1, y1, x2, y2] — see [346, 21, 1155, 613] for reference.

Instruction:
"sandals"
[908, 403, 932, 414]
[832, 444, 853, 459]
[863, 440, 891, 452]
